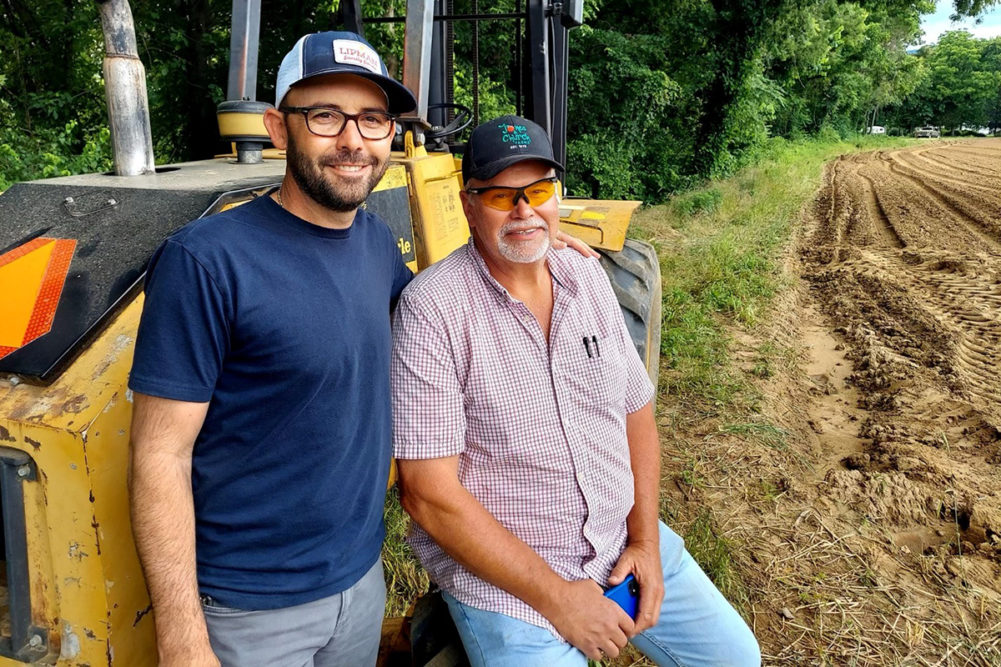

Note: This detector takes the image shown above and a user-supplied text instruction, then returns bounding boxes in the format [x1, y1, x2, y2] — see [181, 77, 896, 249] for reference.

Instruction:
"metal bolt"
[17, 465, 30, 478]
[28, 634, 41, 647]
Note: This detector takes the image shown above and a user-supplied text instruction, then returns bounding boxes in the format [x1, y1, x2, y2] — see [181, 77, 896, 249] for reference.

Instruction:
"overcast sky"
[918, 0, 1001, 44]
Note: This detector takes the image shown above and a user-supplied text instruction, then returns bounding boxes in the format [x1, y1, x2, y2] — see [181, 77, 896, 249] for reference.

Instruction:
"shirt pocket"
[564, 331, 626, 412]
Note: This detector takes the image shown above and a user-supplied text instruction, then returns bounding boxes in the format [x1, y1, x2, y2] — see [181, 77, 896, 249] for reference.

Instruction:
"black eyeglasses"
[279, 106, 397, 140]
[465, 177, 559, 211]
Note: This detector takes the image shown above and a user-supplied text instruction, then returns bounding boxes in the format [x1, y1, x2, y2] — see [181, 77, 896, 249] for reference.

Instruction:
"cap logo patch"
[332, 39, 381, 74]
[498, 123, 531, 147]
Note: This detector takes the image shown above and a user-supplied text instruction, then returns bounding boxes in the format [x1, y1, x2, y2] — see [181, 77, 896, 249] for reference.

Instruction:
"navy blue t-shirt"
[129, 194, 413, 610]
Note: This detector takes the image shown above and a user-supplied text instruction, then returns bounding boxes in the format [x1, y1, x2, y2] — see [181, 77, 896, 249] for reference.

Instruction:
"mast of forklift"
[95, 0, 581, 170]
[97, 0, 156, 176]
[220, 0, 269, 163]
[341, 0, 580, 165]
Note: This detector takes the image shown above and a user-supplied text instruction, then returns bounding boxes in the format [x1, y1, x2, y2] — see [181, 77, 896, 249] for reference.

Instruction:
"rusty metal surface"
[0, 298, 155, 665]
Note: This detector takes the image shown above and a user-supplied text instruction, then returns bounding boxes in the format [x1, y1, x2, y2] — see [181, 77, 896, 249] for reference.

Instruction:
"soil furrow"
[870, 157, 1001, 250]
[776, 138, 1001, 664]
[891, 150, 1001, 193]
[858, 172, 905, 249]
[921, 146, 1001, 178]
[884, 158, 1001, 239]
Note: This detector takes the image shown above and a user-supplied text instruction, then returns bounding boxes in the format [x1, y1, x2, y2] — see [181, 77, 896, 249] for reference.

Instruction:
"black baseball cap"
[462, 115, 564, 183]
[276, 31, 416, 114]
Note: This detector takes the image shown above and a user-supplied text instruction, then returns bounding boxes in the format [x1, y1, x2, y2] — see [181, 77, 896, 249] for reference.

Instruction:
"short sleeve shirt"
[130, 195, 413, 610]
[391, 238, 654, 634]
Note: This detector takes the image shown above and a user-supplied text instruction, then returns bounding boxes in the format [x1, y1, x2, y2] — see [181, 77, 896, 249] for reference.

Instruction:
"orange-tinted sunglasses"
[465, 177, 558, 211]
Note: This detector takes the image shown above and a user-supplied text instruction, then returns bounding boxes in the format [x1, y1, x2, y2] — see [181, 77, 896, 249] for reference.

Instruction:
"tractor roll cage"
[218, 0, 580, 166]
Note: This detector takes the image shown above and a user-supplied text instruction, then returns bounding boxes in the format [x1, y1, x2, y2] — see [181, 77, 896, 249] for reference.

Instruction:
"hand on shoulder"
[553, 230, 599, 258]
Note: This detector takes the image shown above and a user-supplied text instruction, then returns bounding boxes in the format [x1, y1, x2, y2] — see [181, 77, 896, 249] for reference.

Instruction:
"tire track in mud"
[794, 139, 1001, 661]
[918, 146, 1001, 179]
[806, 139, 1001, 419]
[890, 150, 1001, 193]
[843, 248, 1001, 410]
[877, 155, 1001, 249]
[858, 173, 904, 249]
[809, 155, 904, 255]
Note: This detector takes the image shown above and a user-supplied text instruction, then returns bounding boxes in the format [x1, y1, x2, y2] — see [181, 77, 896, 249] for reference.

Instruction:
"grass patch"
[632, 134, 919, 413]
[382, 488, 429, 616]
[672, 187, 723, 217]
[682, 509, 750, 613]
[758, 478, 786, 503]
[677, 453, 706, 488]
[719, 421, 789, 450]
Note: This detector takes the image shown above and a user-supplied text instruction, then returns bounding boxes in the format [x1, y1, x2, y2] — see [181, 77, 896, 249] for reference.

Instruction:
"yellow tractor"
[0, 1, 660, 663]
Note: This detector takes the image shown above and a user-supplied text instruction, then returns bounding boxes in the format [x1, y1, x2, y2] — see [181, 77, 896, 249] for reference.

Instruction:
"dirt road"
[702, 139, 1001, 664]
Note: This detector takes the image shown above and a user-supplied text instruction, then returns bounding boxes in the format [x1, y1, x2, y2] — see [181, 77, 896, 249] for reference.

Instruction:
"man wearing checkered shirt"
[391, 115, 760, 667]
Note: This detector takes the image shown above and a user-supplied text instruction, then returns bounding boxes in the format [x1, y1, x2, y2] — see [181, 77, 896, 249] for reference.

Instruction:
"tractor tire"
[409, 589, 469, 666]
[598, 238, 662, 390]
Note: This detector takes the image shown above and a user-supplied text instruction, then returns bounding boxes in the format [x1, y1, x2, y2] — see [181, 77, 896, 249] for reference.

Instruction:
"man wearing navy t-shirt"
[128, 32, 416, 666]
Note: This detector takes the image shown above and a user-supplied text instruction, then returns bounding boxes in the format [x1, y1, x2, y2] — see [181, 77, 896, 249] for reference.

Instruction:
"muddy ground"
[663, 139, 1001, 665]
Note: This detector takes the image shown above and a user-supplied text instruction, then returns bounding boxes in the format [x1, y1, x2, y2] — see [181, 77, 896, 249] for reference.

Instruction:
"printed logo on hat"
[332, 39, 381, 74]
[499, 123, 532, 147]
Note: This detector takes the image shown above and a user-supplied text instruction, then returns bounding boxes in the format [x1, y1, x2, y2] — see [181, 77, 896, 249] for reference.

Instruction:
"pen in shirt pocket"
[583, 335, 601, 358]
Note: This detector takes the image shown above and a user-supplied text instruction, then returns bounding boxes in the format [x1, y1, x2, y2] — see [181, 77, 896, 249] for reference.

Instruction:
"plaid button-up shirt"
[391, 238, 654, 636]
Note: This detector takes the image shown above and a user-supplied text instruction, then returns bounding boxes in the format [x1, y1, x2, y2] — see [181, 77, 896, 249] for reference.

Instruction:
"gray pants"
[202, 559, 386, 667]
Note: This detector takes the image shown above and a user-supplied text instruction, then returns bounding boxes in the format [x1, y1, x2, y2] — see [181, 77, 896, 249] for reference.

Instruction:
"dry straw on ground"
[633, 139, 1001, 666]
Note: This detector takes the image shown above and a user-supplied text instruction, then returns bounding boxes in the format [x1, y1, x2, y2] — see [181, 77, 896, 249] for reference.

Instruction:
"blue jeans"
[201, 559, 386, 667]
[443, 523, 760, 667]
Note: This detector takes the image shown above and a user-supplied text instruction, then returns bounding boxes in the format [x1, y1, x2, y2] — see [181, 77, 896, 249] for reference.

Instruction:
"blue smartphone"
[603, 574, 639, 619]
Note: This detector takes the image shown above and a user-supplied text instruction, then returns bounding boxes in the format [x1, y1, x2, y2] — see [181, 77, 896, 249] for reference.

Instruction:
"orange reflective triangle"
[0, 238, 76, 358]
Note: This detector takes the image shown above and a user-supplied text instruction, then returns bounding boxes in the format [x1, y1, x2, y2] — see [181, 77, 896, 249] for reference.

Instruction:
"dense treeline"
[888, 31, 1001, 131]
[0, 0, 997, 197]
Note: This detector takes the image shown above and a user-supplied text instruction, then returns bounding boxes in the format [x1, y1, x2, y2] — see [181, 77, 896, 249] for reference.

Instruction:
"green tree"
[900, 31, 1001, 129]
[764, 0, 928, 135]
[983, 36, 1001, 130]
[3, 0, 999, 196]
[0, 0, 110, 188]
[566, 26, 683, 199]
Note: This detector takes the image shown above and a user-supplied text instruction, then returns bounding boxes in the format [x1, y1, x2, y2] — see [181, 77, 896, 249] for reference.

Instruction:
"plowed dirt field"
[790, 139, 1001, 663]
[668, 139, 1001, 665]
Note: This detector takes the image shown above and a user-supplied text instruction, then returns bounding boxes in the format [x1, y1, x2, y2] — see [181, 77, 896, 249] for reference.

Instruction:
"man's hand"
[608, 539, 664, 634]
[544, 579, 634, 660]
[553, 230, 600, 258]
[400, 457, 636, 659]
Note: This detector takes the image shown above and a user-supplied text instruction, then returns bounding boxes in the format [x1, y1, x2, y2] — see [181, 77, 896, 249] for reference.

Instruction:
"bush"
[566, 27, 684, 202]
[674, 188, 724, 216]
[0, 119, 112, 191]
[817, 124, 843, 143]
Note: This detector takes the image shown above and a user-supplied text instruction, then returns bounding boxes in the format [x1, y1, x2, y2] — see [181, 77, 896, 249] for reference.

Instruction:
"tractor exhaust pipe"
[97, 0, 155, 176]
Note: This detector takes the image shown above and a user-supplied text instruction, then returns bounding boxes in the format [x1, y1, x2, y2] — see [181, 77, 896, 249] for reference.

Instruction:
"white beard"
[497, 219, 551, 263]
